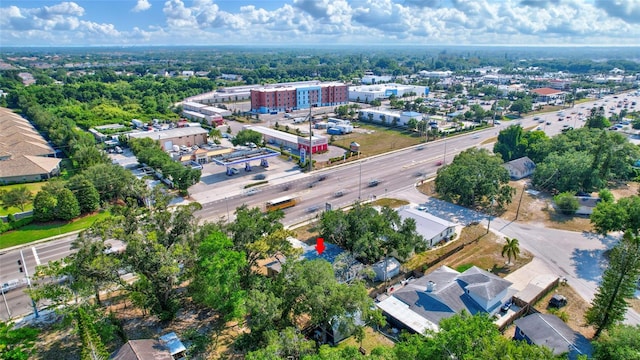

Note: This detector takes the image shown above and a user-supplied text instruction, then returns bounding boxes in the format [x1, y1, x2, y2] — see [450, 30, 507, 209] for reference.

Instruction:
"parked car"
[501, 301, 513, 312]
[549, 294, 567, 308]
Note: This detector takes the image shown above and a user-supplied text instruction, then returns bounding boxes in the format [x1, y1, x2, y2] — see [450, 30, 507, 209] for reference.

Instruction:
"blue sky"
[1, 0, 640, 47]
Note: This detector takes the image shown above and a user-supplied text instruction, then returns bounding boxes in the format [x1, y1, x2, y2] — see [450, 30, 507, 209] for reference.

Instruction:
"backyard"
[0, 182, 46, 216]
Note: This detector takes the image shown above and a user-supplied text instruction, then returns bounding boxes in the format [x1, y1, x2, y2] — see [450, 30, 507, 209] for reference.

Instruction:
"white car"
[245, 188, 260, 196]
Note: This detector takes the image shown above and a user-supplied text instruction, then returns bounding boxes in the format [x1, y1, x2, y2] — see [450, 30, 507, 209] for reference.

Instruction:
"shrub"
[554, 192, 580, 215]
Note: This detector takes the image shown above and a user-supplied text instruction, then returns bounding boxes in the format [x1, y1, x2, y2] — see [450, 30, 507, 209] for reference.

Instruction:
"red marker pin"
[315, 237, 325, 255]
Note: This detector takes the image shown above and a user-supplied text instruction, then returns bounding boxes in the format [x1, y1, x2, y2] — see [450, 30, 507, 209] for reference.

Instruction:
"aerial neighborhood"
[1, 46, 640, 360]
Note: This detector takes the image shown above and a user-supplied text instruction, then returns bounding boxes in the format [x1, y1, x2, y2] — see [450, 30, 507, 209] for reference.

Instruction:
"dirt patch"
[418, 179, 596, 232]
[532, 283, 595, 339]
[405, 224, 532, 277]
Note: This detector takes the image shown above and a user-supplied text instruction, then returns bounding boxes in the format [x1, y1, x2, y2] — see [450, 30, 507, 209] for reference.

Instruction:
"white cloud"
[1, 0, 640, 46]
[132, 0, 151, 13]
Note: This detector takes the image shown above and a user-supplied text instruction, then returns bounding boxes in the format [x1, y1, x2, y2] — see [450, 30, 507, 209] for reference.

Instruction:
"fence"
[0, 210, 33, 223]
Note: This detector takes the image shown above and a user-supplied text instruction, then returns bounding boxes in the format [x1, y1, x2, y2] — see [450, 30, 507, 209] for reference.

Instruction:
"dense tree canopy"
[435, 148, 514, 209]
[320, 203, 425, 264]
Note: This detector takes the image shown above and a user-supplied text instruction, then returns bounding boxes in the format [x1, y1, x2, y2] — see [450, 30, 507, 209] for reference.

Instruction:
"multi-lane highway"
[1, 91, 637, 322]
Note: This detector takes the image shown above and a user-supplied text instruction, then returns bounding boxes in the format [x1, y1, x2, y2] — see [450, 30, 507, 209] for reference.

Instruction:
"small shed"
[372, 257, 401, 282]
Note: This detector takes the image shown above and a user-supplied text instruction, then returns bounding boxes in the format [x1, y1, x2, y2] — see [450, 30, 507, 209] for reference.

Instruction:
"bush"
[554, 192, 580, 215]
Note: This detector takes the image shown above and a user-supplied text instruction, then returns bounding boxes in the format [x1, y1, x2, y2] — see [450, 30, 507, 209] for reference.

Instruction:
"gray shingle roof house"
[110, 339, 173, 360]
[514, 313, 592, 359]
[503, 156, 536, 180]
[376, 265, 513, 334]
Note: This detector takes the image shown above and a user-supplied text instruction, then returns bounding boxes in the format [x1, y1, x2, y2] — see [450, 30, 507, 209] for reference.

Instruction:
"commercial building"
[250, 81, 348, 114]
[244, 125, 328, 154]
[349, 83, 429, 103]
[0, 107, 61, 184]
[358, 109, 424, 127]
[127, 126, 209, 151]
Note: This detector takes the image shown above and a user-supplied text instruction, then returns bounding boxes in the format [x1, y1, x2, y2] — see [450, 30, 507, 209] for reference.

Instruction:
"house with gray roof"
[503, 156, 536, 180]
[398, 206, 458, 247]
[376, 265, 514, 334]
[514, 313, 592, 359]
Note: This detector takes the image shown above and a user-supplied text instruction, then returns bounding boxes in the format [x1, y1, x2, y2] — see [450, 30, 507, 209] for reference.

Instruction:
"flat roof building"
[127, 126, 208, 151]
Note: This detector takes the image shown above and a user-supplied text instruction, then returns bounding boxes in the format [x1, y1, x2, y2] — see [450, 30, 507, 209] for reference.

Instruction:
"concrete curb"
[0, 230, 82, 255]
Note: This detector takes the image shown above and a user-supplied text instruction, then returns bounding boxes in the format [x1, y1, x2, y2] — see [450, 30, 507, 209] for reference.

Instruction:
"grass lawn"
[405, 224, 533, 276]
[0, 211, 111, 249]
[0, 182, 47, 216]
[336, 326, 395, 353]
[332, 124, 423, 156]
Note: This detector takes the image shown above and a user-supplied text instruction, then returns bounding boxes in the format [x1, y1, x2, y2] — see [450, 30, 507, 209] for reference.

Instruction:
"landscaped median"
[0, 211, 110, 250]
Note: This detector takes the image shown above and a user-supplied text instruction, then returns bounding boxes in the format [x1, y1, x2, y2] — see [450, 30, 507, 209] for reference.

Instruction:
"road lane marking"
[32, 247, 41, 266]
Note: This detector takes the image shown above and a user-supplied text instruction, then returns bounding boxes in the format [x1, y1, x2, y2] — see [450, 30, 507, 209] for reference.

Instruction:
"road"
[0, 234, 77, 321]
[1, 91, 637, 322]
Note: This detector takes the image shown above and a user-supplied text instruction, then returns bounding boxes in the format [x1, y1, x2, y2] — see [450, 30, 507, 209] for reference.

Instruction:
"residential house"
[573, 196, 601, 215]
[376, 265, 514, 334]
[110, 340, 173, 360]
[514, 313, 592, 359]
[397, 207, 458, 248]
[0, 107, 61, 184]
[503, 156, 536, 180]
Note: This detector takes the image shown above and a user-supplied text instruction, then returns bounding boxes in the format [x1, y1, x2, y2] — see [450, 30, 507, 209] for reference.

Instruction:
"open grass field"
[331, 124, 423, 156]
[0, 211, 110, 249]
[336, 326, 395, 354]
[0, 182, 47, 216]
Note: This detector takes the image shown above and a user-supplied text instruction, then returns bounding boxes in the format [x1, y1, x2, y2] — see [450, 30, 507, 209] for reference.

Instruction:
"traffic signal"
[18, 259, 23, 272]
[19, 267, 23, 273]
[17, 260, 22, 266]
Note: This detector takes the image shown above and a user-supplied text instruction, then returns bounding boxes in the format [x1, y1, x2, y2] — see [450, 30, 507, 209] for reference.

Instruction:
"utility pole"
[19, 250, 39, 319]
[308, 105, 313, 173]
[515, 184, 526, 221]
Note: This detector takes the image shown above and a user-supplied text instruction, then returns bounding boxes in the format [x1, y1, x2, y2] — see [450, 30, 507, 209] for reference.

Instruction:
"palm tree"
[501, 237, 520, 265]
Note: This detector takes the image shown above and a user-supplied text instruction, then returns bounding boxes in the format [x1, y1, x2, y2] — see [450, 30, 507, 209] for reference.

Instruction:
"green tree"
[227, 205, 298, 277]
[32, 190, 57, 222]
[66, 175, 100, 214]
[190, 231, 247, 321]
[591, 196, 640, 235]
[232, 129, 262, 147]
[55, 188, 81, 220]
[277, 260, 374, 345]
[246, 327, 315, 360]
[592, 324, 640, 360]
[501, 237, 520, 265]
[394, 312, 555, 360]
[0, 322, 39, 360]
[0, 186, 32, 212]
[435, 148, 514, 209]
[554, 192, 580, 215]
[76, 306, 109, 360]
[73, 145, 108, 171]
[493, 125, 524, 162]
[586, 106, 611, 129]
[586, 231, 640, 339]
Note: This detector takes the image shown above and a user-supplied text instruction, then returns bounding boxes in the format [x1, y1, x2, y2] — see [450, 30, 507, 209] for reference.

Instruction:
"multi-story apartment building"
[250, 81, 348, 114]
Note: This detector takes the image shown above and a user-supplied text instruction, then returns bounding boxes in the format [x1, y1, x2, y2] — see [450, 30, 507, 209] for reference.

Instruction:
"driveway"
[392, 186, 640, 326]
